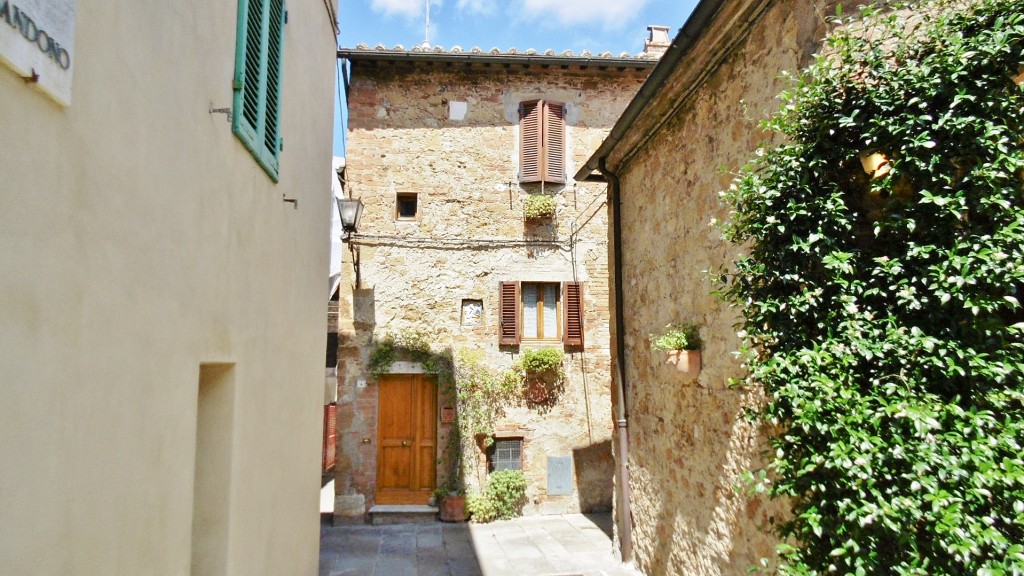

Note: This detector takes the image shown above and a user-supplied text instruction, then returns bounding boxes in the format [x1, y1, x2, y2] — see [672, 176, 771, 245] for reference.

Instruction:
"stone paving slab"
[320, 513, 642, 576]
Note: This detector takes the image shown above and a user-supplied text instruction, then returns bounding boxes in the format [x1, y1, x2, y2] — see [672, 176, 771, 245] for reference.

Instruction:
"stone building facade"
[576, 0, 867, 574]
[333, 44, 659, 521]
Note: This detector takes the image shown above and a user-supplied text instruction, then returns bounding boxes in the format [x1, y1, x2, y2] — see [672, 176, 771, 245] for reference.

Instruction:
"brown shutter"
[543, 102, 566, 184]
[322, 403, 337, 472]
[519, 101, 541, 183]
[562, 281, 584, 346]
[499, 281, 521, 346]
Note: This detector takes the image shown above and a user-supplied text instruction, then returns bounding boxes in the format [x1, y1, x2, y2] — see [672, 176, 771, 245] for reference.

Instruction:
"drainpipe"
[599, 157, 633, 563]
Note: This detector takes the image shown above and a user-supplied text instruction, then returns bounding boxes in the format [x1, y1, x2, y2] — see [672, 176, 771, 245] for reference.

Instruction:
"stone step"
[367, 504, 439, 525]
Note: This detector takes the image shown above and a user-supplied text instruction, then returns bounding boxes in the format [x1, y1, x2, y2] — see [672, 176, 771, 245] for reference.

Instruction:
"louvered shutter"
[234, 0, 264, 145]
[232, 0, 285, 181]
[263, 0, 286, 158]
[519, 101, 542, 183]
[499, 281, 521, 346]
[562, 281, 584, 346]
[543, 102, 566, 184]
[322, 403, 337, 472]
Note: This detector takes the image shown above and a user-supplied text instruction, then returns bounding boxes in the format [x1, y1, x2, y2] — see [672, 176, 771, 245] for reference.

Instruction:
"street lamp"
[335, 165, 364, 287]
[335, 165, 363, 238]
[335, 196, 364, 236]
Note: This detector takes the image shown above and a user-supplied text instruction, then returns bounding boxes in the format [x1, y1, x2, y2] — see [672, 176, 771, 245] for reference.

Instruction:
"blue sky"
[332, 0, 700, 155]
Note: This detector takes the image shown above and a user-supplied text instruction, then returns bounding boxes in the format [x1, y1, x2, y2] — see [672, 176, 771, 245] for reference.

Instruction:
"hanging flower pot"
[665, 349, 701, 380]
[653, 322, 703, 381]
[525, 379, 550, 404]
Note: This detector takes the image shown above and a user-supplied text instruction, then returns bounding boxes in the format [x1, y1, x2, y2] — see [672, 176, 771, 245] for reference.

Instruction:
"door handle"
[401, 440, 409, 447]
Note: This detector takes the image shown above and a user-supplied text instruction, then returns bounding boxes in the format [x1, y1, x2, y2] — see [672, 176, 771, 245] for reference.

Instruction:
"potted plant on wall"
[523, 194, 556, 220]
[516, 348, 565, 405]
[652, 323, 702, 380]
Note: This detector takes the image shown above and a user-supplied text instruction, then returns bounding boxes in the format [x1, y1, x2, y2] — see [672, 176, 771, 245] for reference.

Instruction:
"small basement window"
[396, 193, 418, 219]
[487, 438, 523, 472]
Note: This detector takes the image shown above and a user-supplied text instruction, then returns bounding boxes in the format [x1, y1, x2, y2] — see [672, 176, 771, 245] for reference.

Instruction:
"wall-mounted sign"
[0, 0, 76, 105]
[547, 455, 573, 496]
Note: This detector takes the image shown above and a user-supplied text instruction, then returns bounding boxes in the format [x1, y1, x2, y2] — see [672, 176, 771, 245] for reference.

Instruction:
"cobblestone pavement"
[319, 513, 643, 576]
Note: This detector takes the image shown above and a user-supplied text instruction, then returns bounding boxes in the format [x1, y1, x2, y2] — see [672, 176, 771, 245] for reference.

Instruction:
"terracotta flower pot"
[665, 349, 701, 380]
[525, 379, 549, 404]
[439, 494, 467, 522]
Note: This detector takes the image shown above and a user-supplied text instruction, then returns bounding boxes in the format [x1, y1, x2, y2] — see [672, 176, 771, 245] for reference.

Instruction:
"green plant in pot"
[523, 194, 556, 219]
[516, 348, 565, 405]
[651, 322, 702, 379]
[436, 485, 468, 522]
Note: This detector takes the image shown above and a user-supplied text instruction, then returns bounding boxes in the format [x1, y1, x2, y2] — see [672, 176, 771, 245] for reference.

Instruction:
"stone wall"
[610, 1, 843, 573]
[335, 59, 650, 519]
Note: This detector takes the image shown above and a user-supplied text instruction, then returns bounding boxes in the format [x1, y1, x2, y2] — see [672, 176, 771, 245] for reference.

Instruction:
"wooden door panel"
[376, 375, 437, 504]
[379, 446, 411, 489]
[417, 446, 436, 491]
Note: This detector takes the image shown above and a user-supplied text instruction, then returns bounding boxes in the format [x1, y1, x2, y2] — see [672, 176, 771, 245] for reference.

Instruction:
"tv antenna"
[422, 0, 431, 49]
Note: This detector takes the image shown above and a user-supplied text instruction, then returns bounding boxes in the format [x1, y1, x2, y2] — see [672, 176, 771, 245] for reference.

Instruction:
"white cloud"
[520, 0, 649, 26]
[371, 0, 440, 19]
[455, 0, 496, 14]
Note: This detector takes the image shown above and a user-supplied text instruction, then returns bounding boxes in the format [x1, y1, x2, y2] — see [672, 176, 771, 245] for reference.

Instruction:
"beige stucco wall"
[336, 60, 651, 518]
[607, 0, 841, 574]
[0, 2, 337, 575]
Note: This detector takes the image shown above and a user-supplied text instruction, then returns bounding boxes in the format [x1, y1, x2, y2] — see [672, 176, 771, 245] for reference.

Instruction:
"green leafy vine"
[720, 1, 1024, 574]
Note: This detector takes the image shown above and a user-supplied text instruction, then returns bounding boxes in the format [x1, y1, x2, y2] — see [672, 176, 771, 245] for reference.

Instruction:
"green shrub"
[720, 1, 1024, 574]
[466, 469, 528, 522]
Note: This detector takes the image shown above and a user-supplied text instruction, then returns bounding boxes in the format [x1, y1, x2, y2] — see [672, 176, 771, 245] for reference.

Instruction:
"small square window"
[487, 438, 523, 472]
[396, 193, 418, 219]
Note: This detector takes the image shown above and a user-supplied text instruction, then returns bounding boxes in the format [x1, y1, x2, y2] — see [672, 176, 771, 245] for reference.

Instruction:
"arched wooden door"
[375, 374, 437, 504]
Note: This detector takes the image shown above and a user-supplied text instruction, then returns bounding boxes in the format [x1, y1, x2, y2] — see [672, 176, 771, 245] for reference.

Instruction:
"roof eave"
[336, 49, 660, 70]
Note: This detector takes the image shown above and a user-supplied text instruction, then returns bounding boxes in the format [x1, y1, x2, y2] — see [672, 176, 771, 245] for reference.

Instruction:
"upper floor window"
[396, 193, 418, 219]
[232, 0, 286, 182]
[498, 281, 583, 347]
[518, 100, 565, 185]
[522, 282, 560, 340]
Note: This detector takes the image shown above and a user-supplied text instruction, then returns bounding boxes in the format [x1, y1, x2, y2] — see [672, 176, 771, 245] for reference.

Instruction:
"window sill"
[520, 339, 562, 349]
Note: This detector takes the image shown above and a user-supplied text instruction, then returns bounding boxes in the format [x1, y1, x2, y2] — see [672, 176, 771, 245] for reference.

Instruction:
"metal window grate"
[489, 438, 522, 471]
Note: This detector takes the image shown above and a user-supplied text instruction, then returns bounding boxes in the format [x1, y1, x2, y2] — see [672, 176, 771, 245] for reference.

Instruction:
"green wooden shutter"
[232, 0, 285, 181]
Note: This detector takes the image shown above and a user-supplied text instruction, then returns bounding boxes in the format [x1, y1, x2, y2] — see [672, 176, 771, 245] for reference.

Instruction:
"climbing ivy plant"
[720, 1, 1024, 574]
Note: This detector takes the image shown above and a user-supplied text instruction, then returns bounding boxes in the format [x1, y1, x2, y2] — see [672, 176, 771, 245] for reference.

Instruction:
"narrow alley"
[319, 513, 642, 576]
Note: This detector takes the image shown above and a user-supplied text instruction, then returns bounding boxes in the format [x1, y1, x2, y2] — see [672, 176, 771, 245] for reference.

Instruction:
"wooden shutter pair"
[498, 281, 584, 346]
[518, 100, 566, 184]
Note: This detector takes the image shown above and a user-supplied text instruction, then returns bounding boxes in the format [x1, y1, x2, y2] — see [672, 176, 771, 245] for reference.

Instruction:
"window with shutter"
[562, 281, 584, 347]
[518, 100, 566, 184]
[232, 0, 286, 182]
[499, 281, 520, 346]
[500, 280, 582, 347]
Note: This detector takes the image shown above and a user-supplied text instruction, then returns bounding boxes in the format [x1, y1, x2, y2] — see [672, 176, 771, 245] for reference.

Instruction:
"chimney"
[643, 25, 671, 58]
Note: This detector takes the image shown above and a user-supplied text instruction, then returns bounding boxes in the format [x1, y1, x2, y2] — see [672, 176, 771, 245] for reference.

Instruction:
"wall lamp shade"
[336, 197, 364, 234]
